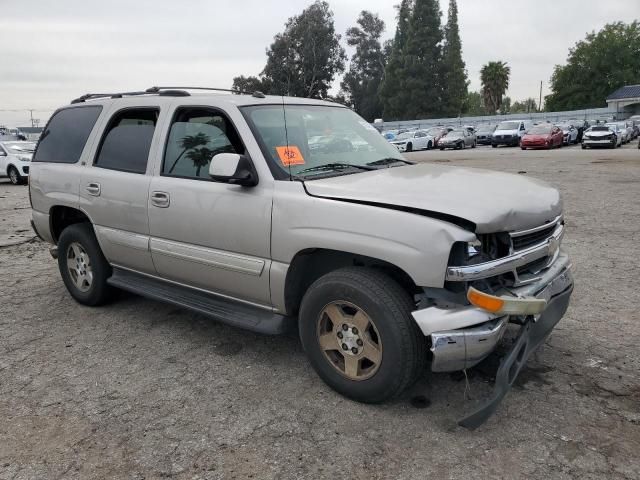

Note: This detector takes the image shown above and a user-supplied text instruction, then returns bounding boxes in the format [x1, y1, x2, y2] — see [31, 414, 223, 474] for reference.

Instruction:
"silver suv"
[29, 87, 573, 428]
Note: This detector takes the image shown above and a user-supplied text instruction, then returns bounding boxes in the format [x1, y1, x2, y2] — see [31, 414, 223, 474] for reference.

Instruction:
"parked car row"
[380, 118, 640, 153]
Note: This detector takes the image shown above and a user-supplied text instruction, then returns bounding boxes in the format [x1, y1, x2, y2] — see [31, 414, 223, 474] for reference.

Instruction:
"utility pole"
[29, 109, 34, 127]
[538, 81, 543, 112]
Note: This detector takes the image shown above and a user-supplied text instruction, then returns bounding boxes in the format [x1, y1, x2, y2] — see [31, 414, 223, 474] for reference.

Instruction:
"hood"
[494, 129, 518, 136]
[587, 129, 613, 137]
[303, 163, 562, 234]
[390, 138, 409, 144]
[523, 134, 550, 141]
[442, 134, 463, 141]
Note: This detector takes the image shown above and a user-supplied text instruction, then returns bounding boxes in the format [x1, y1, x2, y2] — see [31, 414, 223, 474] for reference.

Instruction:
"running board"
[107, 268, 294, 335]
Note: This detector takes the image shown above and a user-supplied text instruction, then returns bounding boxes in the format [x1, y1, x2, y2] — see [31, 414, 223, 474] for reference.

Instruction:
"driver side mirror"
[0, 151, 6, 156]
[209, 153, 258, 187]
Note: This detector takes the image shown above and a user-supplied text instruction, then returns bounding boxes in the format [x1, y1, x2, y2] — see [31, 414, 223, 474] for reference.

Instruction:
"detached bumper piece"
[458, 283, 573, 429]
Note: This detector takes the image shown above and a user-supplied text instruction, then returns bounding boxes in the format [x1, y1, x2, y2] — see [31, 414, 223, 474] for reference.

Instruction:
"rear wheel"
[58, 223, 113, 306]
[427, 141, 433, 150]
[472, 141, 477, 148]
[299, 267, 426, 403]
[492, 144, 497, 148]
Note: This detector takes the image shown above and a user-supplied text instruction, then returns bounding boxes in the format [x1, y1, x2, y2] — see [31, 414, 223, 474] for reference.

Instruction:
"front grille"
[511, 224, 556, 251]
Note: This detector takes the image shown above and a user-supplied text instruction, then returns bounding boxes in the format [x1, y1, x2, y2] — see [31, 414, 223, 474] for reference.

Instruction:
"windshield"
[241, 105, 405, 179]
[528, 125, 552, 134]
[426, 127, 444, 136]
[394, 132, 414, 140]
[590, 127, 609, 131]
[448, 129, 464, 136]
[478, 125, 496, 132]
[557, 124, 571, 130]
[3, 142, 36, 154]
[496, 121, 520, 130]
[605, 124, 618, 130]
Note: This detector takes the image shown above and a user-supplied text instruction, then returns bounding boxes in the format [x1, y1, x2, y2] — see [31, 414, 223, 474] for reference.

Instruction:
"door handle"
[86, 182, 101, 196]
[150, 191, 170, 208]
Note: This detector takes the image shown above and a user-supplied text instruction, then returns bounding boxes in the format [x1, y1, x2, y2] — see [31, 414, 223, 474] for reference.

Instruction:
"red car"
[521, 124, 564, 150]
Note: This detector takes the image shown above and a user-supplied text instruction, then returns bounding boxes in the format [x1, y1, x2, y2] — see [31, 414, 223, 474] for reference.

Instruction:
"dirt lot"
[1, 143, 639, 479]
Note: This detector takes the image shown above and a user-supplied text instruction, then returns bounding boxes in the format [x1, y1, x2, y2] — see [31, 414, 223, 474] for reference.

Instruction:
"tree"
[379, 0, 414, 119]
[545, 22, 640, 110]
[481, 61, 511, 113]
[462, 91, 485, 116]
[441, 0, 468, 117]
[231, 75, 271, 94]
[511, 98, 537, 113]
[394, 0, 444, 119]
[341, 11, 387, 121]
[500, 96, 511, 115]
[261, 1, 346, 98]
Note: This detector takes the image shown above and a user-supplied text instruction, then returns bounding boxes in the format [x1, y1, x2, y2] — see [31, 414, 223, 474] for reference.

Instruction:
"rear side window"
[32, 106, 102, 163]
[94, 108, 158, 174]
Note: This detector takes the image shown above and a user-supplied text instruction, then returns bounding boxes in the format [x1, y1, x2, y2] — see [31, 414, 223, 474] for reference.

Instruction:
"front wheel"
[471, 141, 477, 148]
[58, 223, 113, 306]
[299, 267, 426, 404]
[492, 144, 498, 148]
[8, 166, 23, 185]
[406, 143, 413, 153]
[427, 141, 433, 150]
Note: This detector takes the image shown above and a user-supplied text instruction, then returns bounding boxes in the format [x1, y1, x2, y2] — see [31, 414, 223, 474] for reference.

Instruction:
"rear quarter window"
[32, 106, 102, 163]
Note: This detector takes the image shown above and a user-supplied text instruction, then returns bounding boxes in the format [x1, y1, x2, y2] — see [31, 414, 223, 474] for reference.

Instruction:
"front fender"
[271, 181, 476, 289]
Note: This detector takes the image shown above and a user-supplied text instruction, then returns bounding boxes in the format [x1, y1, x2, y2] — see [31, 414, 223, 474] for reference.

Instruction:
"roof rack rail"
[146, 86, 238, 94]
[146, 86, 268, 98]
[70, 89, 191, 104]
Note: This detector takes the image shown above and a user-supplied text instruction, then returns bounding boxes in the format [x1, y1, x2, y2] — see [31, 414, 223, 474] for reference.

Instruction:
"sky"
[1, 0, 638, 127]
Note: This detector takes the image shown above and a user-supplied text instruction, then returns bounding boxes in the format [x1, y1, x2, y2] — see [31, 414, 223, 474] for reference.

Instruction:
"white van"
[491, 120, 533, 147]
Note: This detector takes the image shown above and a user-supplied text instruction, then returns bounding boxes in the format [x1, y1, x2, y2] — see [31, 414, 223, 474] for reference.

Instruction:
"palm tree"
[186, 147, 216, 177]
[480, 61, 511, 114]
[168, 132, 210, 173]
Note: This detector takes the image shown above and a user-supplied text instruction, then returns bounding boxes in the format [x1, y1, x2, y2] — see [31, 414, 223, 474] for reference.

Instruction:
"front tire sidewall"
[299, 268, 424, 404]
[8, 167, 22, 185]
[58, 223, 112, 306]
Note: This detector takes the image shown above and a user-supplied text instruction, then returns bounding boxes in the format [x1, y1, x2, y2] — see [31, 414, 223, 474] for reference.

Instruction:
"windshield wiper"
[366, 157, 414, 167]
[297, 162, 376, 176]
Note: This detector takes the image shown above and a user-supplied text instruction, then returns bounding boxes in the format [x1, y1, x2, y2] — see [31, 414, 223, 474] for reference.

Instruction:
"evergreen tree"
[441, 0, 468, 117]
[379, 0, 413, 120]
[397, 0, 444, 119]
[341, 11, 386, 121]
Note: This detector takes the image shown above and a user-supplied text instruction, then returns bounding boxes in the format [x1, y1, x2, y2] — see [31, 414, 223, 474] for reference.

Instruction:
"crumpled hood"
[304, 163, 562, 233]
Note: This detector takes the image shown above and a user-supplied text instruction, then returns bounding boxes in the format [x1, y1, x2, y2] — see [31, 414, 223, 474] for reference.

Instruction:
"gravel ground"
[1, 143, 639, 479]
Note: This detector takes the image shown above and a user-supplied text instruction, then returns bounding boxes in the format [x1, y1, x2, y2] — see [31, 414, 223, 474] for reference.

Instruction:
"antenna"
[281, 96, 292, 181]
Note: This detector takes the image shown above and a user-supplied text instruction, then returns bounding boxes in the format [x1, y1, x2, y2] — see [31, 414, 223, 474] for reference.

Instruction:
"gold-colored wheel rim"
[316, 301, 382, 381]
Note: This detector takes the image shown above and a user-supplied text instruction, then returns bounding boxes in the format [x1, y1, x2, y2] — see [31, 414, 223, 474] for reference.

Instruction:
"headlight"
[18, 156, 31, 162]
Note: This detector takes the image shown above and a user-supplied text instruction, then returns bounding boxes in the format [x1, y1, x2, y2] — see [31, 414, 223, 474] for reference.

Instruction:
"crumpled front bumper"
[411, 252, 573, 428]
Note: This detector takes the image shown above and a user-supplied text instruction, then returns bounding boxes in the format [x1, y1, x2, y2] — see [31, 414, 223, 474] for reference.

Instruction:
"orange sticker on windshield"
[276, 146, 305, 166]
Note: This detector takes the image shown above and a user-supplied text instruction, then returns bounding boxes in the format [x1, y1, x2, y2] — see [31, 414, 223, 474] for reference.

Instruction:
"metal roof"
[607, 84, 640, 101]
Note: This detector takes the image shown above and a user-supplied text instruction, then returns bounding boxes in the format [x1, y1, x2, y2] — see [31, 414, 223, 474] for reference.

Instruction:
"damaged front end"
[412, 215, 574, 429]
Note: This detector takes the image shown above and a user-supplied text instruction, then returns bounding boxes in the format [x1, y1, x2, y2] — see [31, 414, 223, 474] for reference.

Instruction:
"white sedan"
[556, 123, 579, 145]
[0, 141, 35, 185]
[390, 130, 434, 152]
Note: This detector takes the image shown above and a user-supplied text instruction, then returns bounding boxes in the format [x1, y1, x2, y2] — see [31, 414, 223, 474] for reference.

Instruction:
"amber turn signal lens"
[467, 288, 505, 313]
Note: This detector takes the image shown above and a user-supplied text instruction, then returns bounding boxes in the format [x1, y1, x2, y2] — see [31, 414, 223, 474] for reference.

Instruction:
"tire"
[427, 141, 433, 150]
[57, 223, 113, 306]
[581, 144, 586, 150]
[7, 166, 23, 185]
[439, 147, 445, 151]
[472, 141, 476, 148]
[406, 143, 413, 153]
[298, 267, 426, 404]
[521, 146, 526, 150]
[492, 144, 497, 148]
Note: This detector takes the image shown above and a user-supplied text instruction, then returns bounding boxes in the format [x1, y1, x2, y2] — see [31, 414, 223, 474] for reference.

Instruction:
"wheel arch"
[49, 205, 92, 243]
[283, 248, 418, 317]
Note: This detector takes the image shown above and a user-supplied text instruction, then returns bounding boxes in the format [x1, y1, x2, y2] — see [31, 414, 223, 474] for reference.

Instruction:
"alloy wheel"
[316, 301, 382, 381]
[66, 242, 93, 292]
